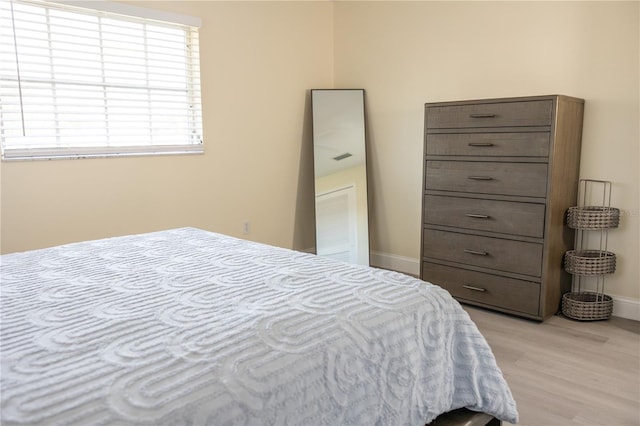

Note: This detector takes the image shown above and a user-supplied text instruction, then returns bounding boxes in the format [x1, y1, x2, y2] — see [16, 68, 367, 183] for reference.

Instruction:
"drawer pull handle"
[464, 249, 488, 256]
[463, 284, 487, 292]
[468, 142, 494, 147]
[469, 113, 496, 118]
[468, 176, 494, 181]
[465, 213, 490, 219]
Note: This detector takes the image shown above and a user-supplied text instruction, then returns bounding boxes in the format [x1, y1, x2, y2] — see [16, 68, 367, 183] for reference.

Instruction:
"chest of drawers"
[420, 95, 584, 320]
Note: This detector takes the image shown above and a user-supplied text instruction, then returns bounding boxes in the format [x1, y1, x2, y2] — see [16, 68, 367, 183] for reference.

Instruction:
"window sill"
[2, 146, 205, 162]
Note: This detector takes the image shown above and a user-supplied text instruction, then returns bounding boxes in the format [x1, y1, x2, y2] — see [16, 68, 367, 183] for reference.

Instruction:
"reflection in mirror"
[311, 89, 369, 266]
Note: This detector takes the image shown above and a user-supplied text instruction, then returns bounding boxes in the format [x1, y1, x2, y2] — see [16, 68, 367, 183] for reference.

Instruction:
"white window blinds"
[0, 0, 203, 160]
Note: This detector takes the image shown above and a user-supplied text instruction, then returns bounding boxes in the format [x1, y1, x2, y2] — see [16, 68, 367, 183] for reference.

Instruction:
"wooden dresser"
[420, 95, 584, 320]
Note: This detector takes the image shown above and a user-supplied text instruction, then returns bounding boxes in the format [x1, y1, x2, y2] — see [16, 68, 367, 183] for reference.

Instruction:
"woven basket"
[567, 206, 620, 230]
[564, 250, 616, 275]
[562, 292, 613, 321]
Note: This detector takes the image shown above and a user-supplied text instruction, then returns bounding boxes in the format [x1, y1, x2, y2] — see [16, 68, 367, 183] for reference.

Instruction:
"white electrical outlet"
[242, 221, 250, 235]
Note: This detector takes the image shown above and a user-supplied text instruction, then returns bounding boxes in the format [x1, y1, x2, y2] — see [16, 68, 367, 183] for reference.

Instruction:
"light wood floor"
[463, 306, 640, 426]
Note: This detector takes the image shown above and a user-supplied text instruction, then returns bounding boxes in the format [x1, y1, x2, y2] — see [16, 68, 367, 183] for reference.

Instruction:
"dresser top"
[425, 94, 584, 107]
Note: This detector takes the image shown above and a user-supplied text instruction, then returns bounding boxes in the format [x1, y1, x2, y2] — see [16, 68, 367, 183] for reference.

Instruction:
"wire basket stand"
[562, 179, 619, 321]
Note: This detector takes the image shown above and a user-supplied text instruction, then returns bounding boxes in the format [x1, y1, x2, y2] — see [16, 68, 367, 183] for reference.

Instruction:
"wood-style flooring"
[463, 306, 640, 426]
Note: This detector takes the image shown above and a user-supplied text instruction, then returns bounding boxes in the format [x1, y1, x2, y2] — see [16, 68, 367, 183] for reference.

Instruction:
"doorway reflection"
[311, 89, 369, 266]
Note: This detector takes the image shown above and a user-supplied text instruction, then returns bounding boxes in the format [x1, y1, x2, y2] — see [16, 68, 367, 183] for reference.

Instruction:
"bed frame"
[429, 408, 501, 426]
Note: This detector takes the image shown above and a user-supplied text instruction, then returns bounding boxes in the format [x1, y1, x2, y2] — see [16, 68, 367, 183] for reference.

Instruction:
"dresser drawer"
[424, 195, 546, 238]
[425, 160, 548, 197]
[422, 262, 540, 316]
[423, 229, 543, 277]
[426, 132, 550, 157]
[426, 100, 553, 129]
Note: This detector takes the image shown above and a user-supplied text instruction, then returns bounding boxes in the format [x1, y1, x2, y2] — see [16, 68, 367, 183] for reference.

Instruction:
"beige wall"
[0, 1, 333, 253]
[1, 1, 638, 307]
[333, 1, 639, 302]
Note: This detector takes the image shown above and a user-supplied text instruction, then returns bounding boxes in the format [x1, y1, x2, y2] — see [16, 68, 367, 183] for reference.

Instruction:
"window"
[0, 0, 203, 160]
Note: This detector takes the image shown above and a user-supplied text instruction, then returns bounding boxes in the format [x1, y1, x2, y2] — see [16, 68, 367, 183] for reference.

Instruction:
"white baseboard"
[611, 295, 640, 321]
[368, 251, 639, 322]
[370, 251, 420, 276]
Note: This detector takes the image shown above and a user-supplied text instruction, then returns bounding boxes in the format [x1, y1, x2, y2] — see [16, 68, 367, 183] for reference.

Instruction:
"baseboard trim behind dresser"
[370, 251, 420, 276]
[612, 296, 640, 321]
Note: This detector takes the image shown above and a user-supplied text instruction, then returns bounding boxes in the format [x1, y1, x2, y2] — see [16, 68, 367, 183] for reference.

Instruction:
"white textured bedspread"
[1, 228, 517, 425]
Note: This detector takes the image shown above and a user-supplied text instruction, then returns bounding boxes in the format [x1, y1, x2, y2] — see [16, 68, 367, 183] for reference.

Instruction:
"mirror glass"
[311, 89, 369, 266]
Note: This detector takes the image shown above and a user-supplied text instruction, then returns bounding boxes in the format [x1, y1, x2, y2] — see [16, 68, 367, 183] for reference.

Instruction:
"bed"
[0, 227, 518, 425]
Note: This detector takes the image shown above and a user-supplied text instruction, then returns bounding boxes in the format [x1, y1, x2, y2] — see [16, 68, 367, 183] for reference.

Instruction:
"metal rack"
[562, 179, 619, 321]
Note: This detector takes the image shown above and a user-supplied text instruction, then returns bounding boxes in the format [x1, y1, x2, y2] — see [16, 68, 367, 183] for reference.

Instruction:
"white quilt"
[1, 228, 518, 425]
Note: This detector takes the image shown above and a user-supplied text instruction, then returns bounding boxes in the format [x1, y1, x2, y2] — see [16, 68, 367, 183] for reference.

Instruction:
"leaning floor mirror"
[311, 89, 370, 266]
